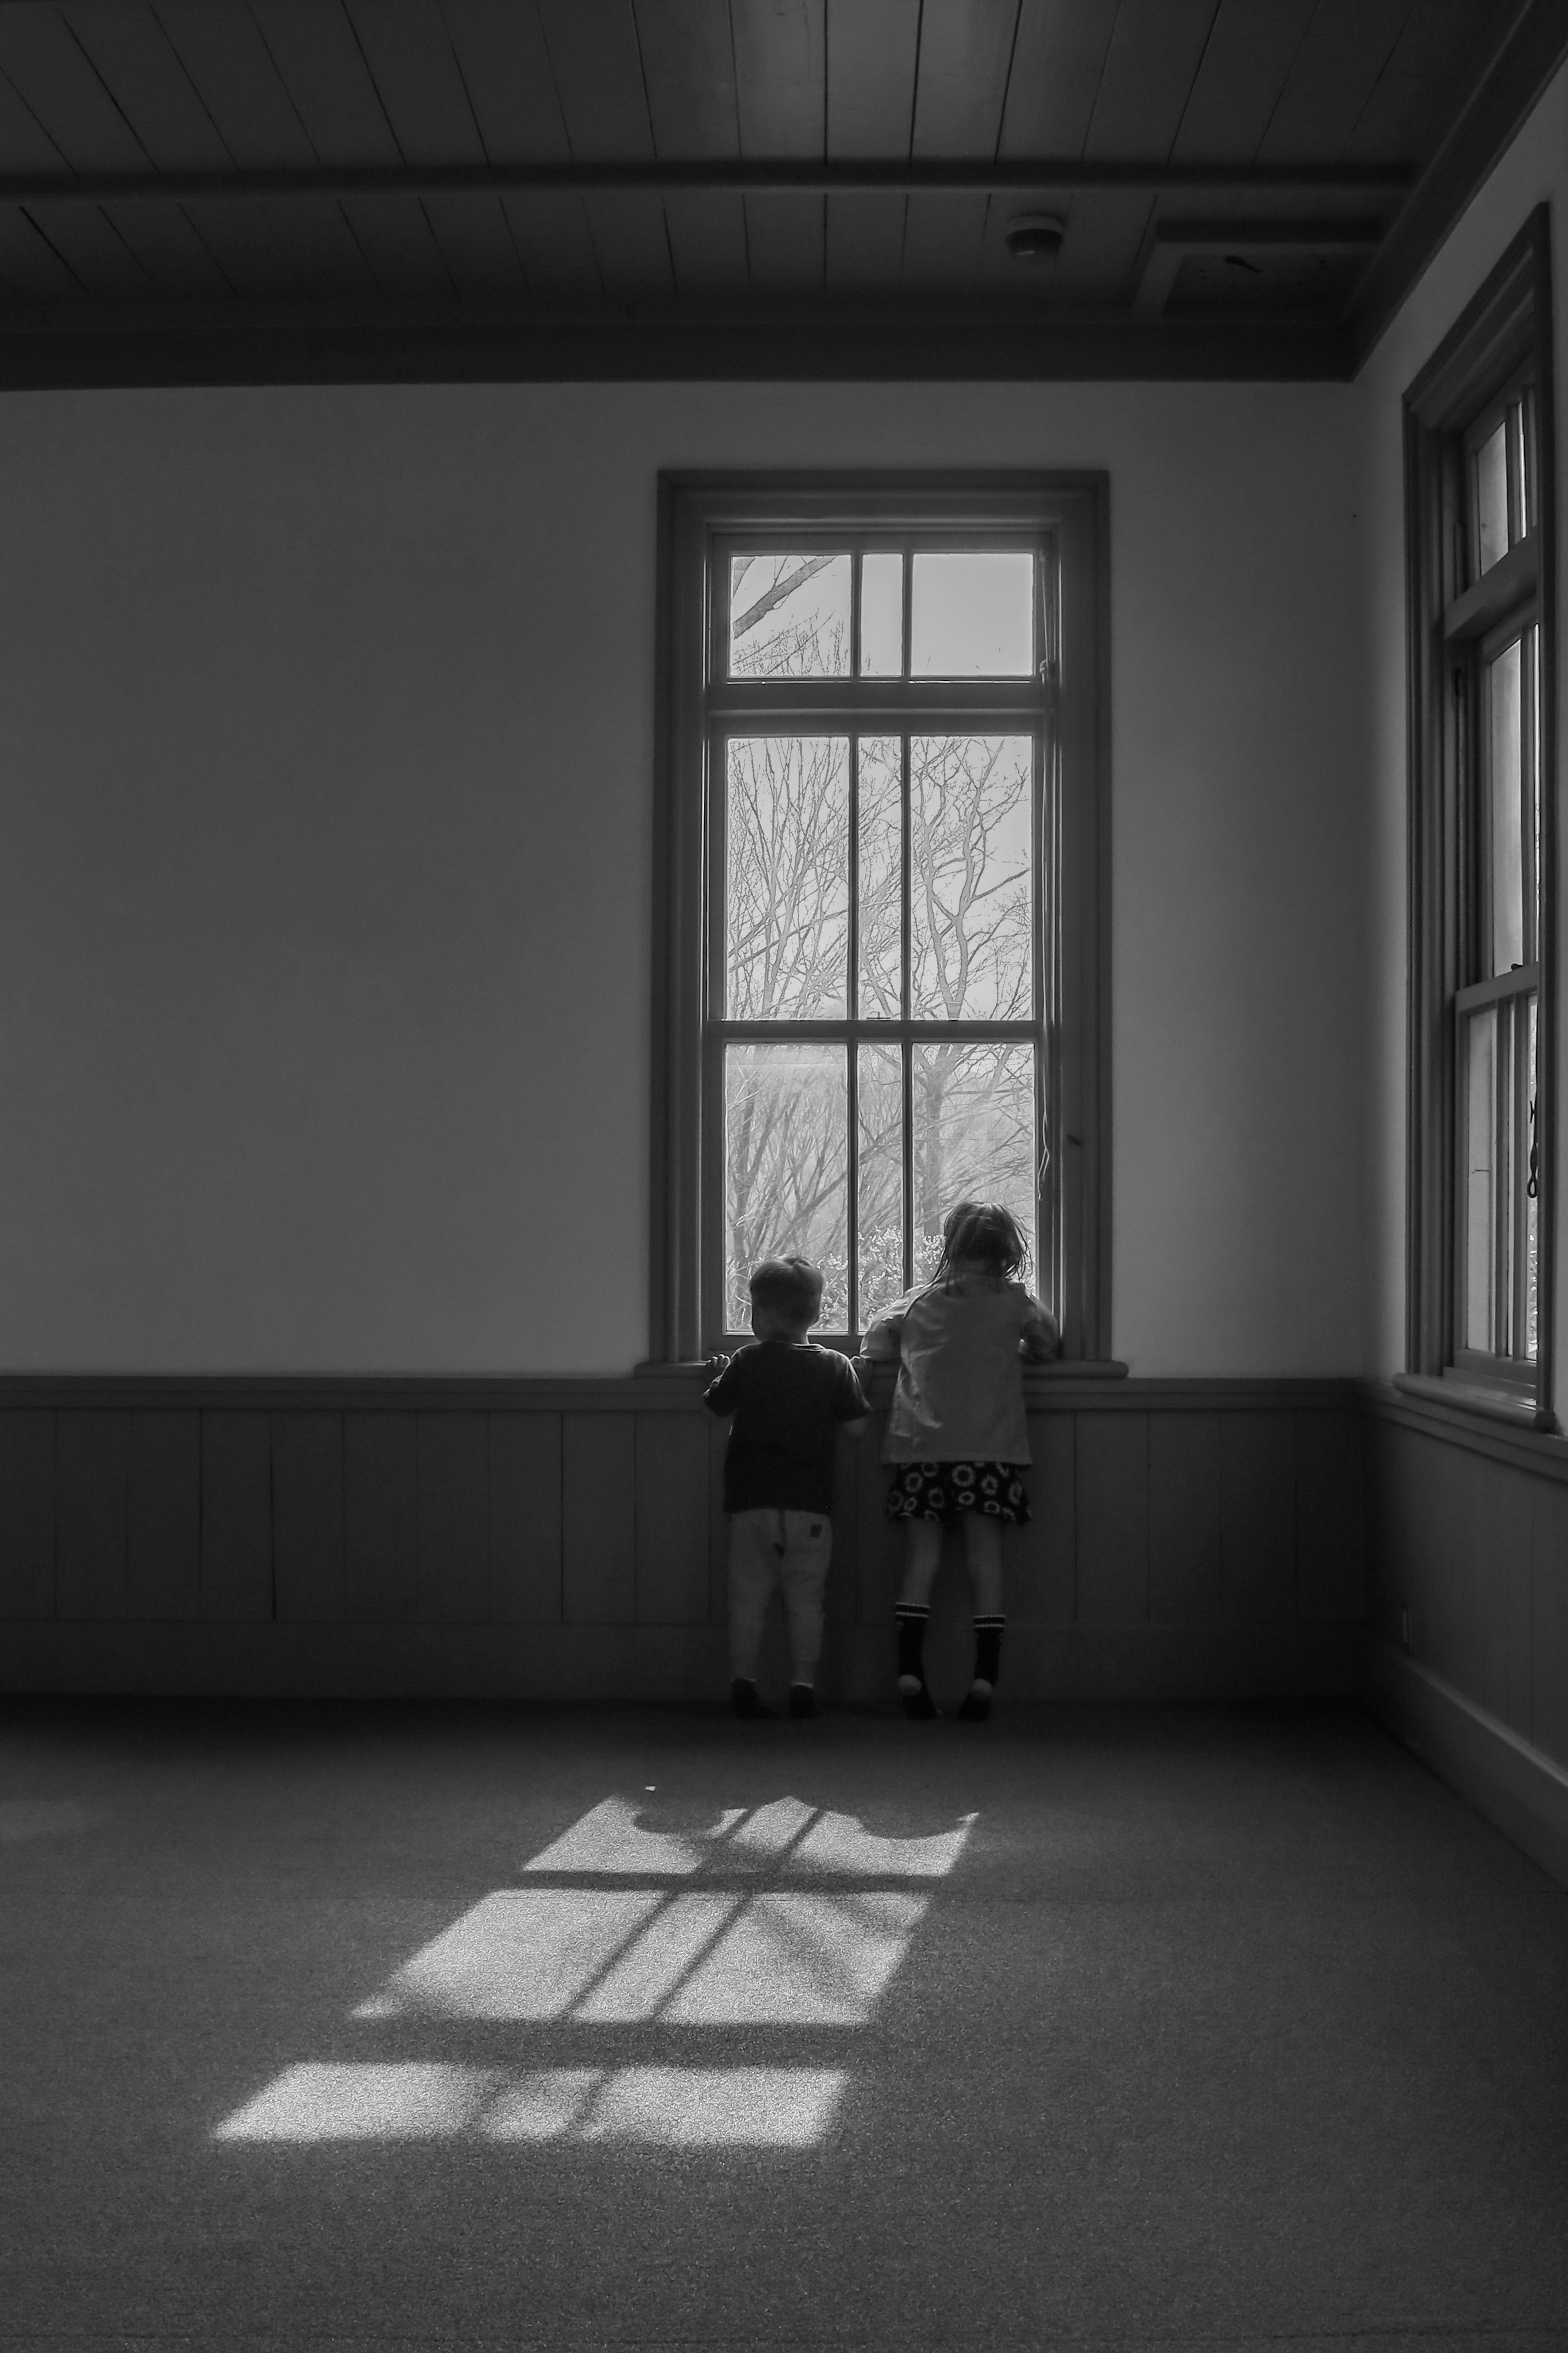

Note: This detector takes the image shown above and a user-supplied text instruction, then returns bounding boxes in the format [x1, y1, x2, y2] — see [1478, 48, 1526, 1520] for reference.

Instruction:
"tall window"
[1404, 212, 1556, 1422]
[653, 478, 1108, 1361]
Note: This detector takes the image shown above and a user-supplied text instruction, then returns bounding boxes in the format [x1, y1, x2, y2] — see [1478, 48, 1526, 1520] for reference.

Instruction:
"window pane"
[857, 736, 902, 1018]
[1475, 422, 1508, 575]
[1488, 638, 1523, 974]
[726, 738, 849, 1018]
[1463, 1005, 1497, 1353]
[911, 552, 1033, 676]
[912, 1043, 1036, 1285]
[857, 1044, 904, 1328]
[729, 555, 851, 678]
[910, 736, 1033, 1019]
[1528, 623, 1541, 960]
[724, 1044, 848, 1330]
[860, 553, 903, 676]
[1525, 994, 1539, 1361]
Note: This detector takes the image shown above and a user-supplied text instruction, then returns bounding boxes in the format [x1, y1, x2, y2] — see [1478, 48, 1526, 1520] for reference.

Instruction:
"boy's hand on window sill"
[703, 1352, 731, 1379]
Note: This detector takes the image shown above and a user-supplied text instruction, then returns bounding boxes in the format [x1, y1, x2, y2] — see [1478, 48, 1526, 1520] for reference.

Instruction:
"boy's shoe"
[958, 1682, 992, 1722]
[787, 1683, 818, 1719]
[731, 1677, 773, 1720]
[898, 1675, 939, 1720]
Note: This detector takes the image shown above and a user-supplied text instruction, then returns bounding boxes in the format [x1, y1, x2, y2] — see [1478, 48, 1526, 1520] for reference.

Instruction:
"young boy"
[704, 1256, 869, 1718]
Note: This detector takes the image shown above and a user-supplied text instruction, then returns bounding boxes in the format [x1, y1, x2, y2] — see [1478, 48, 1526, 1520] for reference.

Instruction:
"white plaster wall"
[1357, 60, 1568, 1380]
[0, 377, 1362, 1373]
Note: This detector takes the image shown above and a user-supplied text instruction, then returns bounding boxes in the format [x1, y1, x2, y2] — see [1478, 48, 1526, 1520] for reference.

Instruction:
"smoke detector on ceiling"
[1004, 213, 1067, 263]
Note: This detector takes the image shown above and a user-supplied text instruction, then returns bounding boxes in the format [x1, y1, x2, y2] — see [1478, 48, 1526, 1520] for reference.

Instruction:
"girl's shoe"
[958, 1679, 993, 1722]
[787, 1683, 818, 1719]
[731, 1677, 773, 1719]
[898, 1675, 939, 1720]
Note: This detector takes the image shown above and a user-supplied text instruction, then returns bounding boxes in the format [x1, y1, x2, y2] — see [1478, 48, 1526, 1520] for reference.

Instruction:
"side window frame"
[650, 473, 1111, 1366]
[1403, 208, 1557, 1426]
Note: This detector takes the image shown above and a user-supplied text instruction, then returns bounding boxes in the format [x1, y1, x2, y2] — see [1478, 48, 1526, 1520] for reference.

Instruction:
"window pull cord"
[1528, 1095, 1539, 1199]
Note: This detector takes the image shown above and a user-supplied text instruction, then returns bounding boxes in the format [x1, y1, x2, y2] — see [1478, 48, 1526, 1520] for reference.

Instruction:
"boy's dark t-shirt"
[704, 1342, 868, 1514]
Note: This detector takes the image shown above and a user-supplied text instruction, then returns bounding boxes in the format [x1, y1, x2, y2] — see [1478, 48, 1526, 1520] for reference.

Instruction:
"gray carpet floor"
[2, 1694, 1566, 2353]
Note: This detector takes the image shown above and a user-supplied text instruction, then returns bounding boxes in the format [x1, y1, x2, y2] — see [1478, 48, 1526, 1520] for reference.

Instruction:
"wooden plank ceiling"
[0, 0, 1554, 383]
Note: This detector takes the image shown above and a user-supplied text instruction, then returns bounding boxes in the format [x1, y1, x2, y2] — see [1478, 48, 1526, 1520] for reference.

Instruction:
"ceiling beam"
[0, 304, 1353, 391]
[0, 158, 1415, 207]
[1347, 0, 1568, 366]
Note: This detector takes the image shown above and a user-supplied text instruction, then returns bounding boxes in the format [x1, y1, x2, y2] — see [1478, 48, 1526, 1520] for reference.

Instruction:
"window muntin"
[708, 535, 1050, 1341]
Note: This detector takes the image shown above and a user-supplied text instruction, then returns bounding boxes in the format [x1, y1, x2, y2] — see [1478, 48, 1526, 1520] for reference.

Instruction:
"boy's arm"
[702, 1354, 739, 1416]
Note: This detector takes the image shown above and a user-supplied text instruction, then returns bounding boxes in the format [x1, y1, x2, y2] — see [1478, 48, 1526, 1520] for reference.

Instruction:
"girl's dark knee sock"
[973, 1615, 1005, 1688]
[895, 1605, 930, 1686]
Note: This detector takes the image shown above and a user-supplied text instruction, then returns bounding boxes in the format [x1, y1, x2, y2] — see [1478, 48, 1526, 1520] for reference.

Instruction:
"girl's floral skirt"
[885, 1460, 1031, 1526]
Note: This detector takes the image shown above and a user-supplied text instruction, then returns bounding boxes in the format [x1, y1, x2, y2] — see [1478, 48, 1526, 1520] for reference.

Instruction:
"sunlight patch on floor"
[522, 1797, 746, 1876]
[354, 1885, 928, 2027]
[214, 1794, 975, 2149]
[519, 1795, 975, 1879]
[352, 1889, 662, 2022]
[215, 2061, 847, 2147]
[663, 1891, 928, 2024]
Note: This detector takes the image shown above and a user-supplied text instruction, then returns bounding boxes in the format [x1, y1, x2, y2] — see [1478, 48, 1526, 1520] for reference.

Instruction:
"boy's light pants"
[727, 1507, 832, 1684]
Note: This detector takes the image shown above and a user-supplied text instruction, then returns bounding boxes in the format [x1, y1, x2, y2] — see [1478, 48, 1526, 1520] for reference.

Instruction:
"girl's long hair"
[931, 1200, 1030, 1289]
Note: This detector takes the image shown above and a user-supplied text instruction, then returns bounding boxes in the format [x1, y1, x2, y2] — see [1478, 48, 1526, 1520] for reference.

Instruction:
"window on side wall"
[651, 476, 1109, 1362]
[1403, 210, 1557, 1425]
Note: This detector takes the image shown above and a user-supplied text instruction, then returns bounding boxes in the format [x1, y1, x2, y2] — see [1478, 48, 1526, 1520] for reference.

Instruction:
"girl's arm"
[1020, 1297, 1060, 1361]
[857, 1305, 906, 1363]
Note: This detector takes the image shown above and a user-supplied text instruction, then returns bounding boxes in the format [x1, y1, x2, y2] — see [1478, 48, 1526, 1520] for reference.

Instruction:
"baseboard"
[0, 1618, 1357, 1705]
[1358, 1631, 1568, 1890]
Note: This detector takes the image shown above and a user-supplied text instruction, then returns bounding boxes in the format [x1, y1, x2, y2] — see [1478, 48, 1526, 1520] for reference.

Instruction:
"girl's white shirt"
[866, 1277, 1054, 1464]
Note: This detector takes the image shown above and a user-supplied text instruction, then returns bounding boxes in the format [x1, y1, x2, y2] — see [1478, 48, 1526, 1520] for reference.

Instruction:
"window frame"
[650, 473, 1110, 1365]
[1403, 208, 1557, 1428]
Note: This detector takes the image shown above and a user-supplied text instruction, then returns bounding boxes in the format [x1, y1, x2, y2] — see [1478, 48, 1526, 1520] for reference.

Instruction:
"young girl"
[861, 1201, 1058, 1720]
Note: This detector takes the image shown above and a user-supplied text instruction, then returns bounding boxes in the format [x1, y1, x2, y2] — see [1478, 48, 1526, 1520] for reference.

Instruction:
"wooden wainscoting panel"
[126, 1412, 200, 1620]
[344, 1412, 418, 1622]
[854, 1434, 902, 1627]
[707, 1412, 729, 1625]
[1011, 1410, 1074, 1624]
[1530, 1477, 1568, 1769]
[1220, 1410, 1295, 1623]
[1294, 1411, 1366, 1621]
[1075, 1412, 1149, 1624]
[272, 1413, 345, 1622]
[415, 1412, 488, 1622]
[562, 1414, 635, 1623]
[824, 1428, 862, 1626]
[1364, 1411, 1407, 1642]
[1149, 1410, 1223, 1624]
[0, 1412, 54, 1619]
[1411, 1430, 1468, 1690]
[56, 1412, 130, 1621]
[199, 1413, 272, 1621]
[488, 1412, 562, 1623]
[634, 1412, 711, 1624]
[1463, 1450, 1533, 1731]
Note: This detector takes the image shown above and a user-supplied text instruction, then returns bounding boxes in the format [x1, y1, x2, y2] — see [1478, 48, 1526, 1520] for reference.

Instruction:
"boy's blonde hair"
[933, 1200, 1029, 1287]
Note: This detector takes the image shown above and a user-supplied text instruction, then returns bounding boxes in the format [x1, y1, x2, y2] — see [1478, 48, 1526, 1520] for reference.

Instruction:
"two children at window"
[703, 1202, 1059, 1721]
